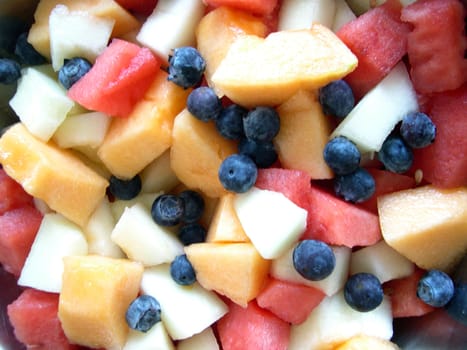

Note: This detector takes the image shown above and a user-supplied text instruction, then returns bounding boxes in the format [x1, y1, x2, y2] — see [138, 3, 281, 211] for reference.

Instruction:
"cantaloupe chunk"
[196, 6, 268, 89]
[98, 70, 190, 179]
[378, 185, 467, 272]
[0, 123, 108, 227]
[58, 255, 143, 350]
[170, 109, 237, 198]
[185, 242, 270, 307]
[211, 24, 358, 107]
[335, 335, 400, 349]
[275, 89, 334, 179]
[206, 194, 250, 243]
[28, 0, 140, 59]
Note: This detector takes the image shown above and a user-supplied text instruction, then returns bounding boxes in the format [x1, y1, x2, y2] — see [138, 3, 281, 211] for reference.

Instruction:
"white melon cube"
[141, 150, 180, 194]
[141, 264, 228, 340]
[177, 327, 219, 350]
[332, 0, 356, 32]
[111, 203, 183, 266]
[288, 291, 393, 350]
[271, 244, 351, 296]
[49, 4, 114, 71]
[350, 240, 414, 283]
[330, 62, 419, 152]
[136, 0, 205, 61]
[233, 187, 308, 259]
[18, 213, 88, 293]
[9, 65, 75, 141]
[278, 0, 336, 30]
[124, 322, 174, 350]
[110, 192, 162, 221]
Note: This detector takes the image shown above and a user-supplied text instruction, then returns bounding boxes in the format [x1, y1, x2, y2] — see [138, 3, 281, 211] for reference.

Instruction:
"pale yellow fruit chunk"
[334, 335, 400, 350]
[0, 123, 108, 227]
[185, 242, 270, 307]
[211, 24, 358, 107]
[275, 89, 334, 179]
[59, 255, 143, 350]
[378, 185, 467, 272]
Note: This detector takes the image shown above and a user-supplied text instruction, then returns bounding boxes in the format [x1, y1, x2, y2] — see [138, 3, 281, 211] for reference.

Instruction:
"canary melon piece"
[335, 335, 400, 349]
[98, 70, 190, 179]
[196, 6, 267, 89]
[0, 123, 108, 227]
[170, 109, 237, 198]
[28, 0, 140, 59]
[378, 185, 467, 272]
[185, 242, 270, 307]
[275, 89, 333, 179]
[206, 194, 250, 243]
[58, 255, 144, 350]
[211, 24, 357, 107]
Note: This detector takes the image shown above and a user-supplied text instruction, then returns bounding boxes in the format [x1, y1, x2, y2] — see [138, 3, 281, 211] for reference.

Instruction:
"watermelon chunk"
[0, 168, 33, 216]
[256, 277, 325, 325]
[217, 300, 290, 350]
[114, 0, 158, 16]
[401, 0, 467, 94]
[204, 0, 279, 16]
[336, 0, 410, 99]
[68, 39, 160, 118]
[0, 206, 43, 276]
[411, 84, 467, 188]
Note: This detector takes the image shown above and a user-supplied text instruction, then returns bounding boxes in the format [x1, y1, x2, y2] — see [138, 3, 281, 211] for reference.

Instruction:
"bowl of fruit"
[1, 0, 467, 349]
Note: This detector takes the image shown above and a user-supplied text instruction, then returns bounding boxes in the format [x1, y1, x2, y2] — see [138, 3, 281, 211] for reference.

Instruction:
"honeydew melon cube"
[177, 327, 219, 350]
[18, 213, 88, 293]
[136, 0, 205, 62]
[330, 62, 418, 152]
[278, 0, 336, 30]
[270, 244, 351, 296]
[332, 0, 357, 32]
[9, 65, 75, 142]
[140, 150, 180, 194]
[141, 264, 228, 340]
[233, 187, 308, 259]
[350, 240, 414, 283]
[124, 322, 174, 350]
[49, 4, 114, 71]
[110, 191, 162, 221]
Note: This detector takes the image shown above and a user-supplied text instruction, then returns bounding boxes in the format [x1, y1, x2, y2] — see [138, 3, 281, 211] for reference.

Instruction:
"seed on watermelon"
[108, 174, 142, 200]
[170, 254, 196, 286]
[292, 239, 336, 281]
[323, 136, 361, 175]
[334, 167, 375, 203]
[125, 294, 162, 333]
[167, 46, 206, 89]
[344, 272, 383, 312]
[151, 194, 185, 226]
[58, 57, 92, 89]
[187, 86, 222, 122]
[177, 223, 207, 246]
[218, 154, 258, 193]
[178, 190, 205, 224]
[378, 135, 413, 174]
[238, 138, 278, 169]
[0, 58, 21, 84]
[417, 269, 454, 308]
[243, 106, 280, 142]
[318, 79, 355, 118]
[215, 104, 247, 140]
[400, 111, 436, 149]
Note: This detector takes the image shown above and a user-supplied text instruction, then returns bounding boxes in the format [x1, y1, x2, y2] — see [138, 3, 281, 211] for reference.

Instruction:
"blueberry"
[108, 174, 142, 200]
[215, 104, 247, 140]
[417, 269, 454, 307]
[187, 86, 222, 122]
[167, 46, 206, 89]
[58, 57, 92, 89]
[125, 295, 161, 332]
[0, 58, 21, 84]
[14, 32, 47, 66]
[292, 240, 335, 281]
[170, 254, 196, 285]
[243, 106, 280, 142]
[179, 190, 204, 223]
[334, 167, 375, 203]
[344, 273, 383, 312]
[378, 135, 413, 174]
[319, 79, 355, 118]
[445, 283, 467, 326]
[323, 136, 361, 175]
[218, 154, 258, 193]
[151, 194, 185, 226]
[400, 111, 436, 149]
[238, 138, 278, 168]
[178, 223, 207, 245]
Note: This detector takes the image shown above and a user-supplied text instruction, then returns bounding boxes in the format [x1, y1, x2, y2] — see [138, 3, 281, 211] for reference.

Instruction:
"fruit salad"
[0, 0, 466, 349]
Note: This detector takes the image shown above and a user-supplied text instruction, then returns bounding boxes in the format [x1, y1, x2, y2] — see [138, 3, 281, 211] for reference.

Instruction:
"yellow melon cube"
[334, 335, 400, 350]
[0, 123, 108, 227]
[185, 242, 270, 307]
[97, 70, 191, 179]
[170, 109, 237, 198]
[28, 0, 140, 59]
[275, 89, 334, 179]
[59, 255, 143, 350]
[378, 185, 467, 272]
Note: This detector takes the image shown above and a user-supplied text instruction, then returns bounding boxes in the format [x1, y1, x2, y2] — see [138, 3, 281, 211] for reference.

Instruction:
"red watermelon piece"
[411, 84, 467, 188]
[0, 206, 43, 276]
[337, 0, 410, 100]
[114, 0, 158, 16]
[217, 300, 290, 350]
[203, 0, 278, 16]
[7, 288, 80, 350]
[0, 168, 33, 215]
[384, 268, 435, 318]
[256, 277, 325, 325]
[401, 0, 467, 94]
[68, 39, 160, 118]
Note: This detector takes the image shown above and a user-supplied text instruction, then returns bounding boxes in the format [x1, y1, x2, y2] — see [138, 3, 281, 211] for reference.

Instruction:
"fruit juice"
[0, 0, 467, 349]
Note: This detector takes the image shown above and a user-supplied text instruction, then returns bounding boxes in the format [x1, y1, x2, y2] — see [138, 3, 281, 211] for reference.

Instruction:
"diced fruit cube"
[124, 323, 174, 350]
[332, 0, 357, 32]
[335, 335, 400, 349]
[58, 255, 144, 349]
[0, 123, 108, 227]
[278, 0, 336, 30]
[0, 168, 34, 215]
[177, 327, 219, 350]
[140, 150, 180, 194]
